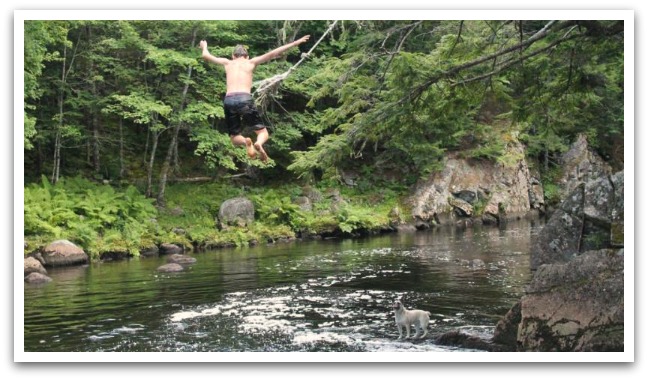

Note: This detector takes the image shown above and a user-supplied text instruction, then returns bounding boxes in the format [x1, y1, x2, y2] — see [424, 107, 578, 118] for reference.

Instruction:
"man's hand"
[295, 35, 310, 45]
[199, 40, 208, 50]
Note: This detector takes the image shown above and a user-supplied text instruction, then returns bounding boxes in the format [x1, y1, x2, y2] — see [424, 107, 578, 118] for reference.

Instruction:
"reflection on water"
[24, 219, 543, 352]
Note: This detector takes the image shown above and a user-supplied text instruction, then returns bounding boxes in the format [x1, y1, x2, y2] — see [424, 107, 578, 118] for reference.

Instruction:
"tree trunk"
[51, 129, 61, 184]
[88, 25, 101, 174]
[52, 43, 67, 185]
[146, 128, 159, 198]
[156, 30, 196, 207]
[119, 119, 125, 178]
[143, 128, 150, 165]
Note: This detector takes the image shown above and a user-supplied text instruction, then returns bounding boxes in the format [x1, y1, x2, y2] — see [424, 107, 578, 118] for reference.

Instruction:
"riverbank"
[24, 176, 409, 261]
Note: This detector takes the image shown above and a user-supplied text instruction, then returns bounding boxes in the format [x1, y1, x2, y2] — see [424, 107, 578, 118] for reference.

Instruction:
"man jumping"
[199, 35, 310, 162]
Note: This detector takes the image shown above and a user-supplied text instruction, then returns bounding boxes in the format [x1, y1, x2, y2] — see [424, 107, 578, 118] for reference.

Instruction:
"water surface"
[24, 219, 543, 352]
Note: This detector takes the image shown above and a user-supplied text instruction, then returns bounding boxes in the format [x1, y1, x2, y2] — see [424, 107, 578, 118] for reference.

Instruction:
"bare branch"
[406, 20, 578, 100]
[448, 21, 464, 56]
[451, 33, 580, 86]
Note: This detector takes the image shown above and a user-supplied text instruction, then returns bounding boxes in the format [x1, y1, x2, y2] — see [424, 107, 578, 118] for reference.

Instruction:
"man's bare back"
[223, 59, 256, 94]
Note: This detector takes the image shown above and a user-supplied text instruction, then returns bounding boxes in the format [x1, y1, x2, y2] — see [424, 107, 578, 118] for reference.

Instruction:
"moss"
[610, 222, 624, 246]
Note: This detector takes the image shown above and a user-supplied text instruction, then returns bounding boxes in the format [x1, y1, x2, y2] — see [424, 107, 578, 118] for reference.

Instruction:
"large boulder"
[518, 249, 624, 351]
[558, 133, 612, 201]
[409, 139, 543, 226]
[530, 170, 623, 270]
[530, 184, 585, 270]
[218, 197, 255, 227]
[40, 240, 88, 267]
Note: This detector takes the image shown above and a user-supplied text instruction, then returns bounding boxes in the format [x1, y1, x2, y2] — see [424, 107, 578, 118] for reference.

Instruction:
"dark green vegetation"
[23, 20, 624, 258]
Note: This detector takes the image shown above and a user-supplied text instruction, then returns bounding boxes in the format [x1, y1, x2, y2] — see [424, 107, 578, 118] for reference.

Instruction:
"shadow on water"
[24, 218, 544, 352]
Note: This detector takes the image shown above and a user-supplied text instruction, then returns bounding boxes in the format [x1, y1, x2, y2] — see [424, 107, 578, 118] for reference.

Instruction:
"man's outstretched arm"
[249, 35, 310, 65]
[199, 40, 230, 66]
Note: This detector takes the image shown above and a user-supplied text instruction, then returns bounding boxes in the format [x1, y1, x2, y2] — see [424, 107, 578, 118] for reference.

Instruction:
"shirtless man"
[199, 35, 310, 162]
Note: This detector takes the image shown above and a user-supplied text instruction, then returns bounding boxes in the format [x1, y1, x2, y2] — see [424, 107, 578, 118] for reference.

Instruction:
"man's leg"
[253, 128, 269, 163]
[230, 134, 256, 159]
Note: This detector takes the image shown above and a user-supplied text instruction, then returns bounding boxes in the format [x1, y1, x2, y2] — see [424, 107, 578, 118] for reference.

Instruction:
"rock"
[218, 197, 255, 227]
[99, 251, 131, 262]
[452, 189, 478, 204]
[169, 206, 184, 216]
[324, 188, 342, 201]
[157, 263, 184, 273]
[518, 249, 624, 351]
[302, 186, 323, 203]
[531, 170, 624, 269]
[530, 183, 585, 270]
[435, 330, 507, 352]
[340, 169, 359, 187]
[25, 272, 52, 284]
[159, 243, 183, 255]
[388, 206, 401, 221]
[610, 171, 624, 247]
[172, 227, 186, 235]
[140, 245, 160, 258]
[492, 301, 521, 348]
[449, 196, 473, 216]
[558, 134, 612, 201]
[166, 254, 197, 265]
[471, 259, 486, 269]
[293, 196, 312, 212]
[409, 139, 541, 225]
[40, 240, 88, 267]
[481, 213, 499, 225]
[24, 256, 47, 276]
[395, 224, 417, 233]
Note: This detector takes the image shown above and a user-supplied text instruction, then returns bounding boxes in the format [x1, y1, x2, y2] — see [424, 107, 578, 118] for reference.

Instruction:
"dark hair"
[232, 45, 248, 58]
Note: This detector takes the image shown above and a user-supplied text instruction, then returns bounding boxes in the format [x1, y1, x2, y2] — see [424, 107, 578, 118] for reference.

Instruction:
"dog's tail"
[426, 311, 431, 316]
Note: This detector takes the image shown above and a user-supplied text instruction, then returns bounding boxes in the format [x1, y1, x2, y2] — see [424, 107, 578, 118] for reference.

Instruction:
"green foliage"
[24, 176, 156, 258]
[22, 20, 624, 258]
[250, 190, 306, 230]
[336, 205, 387, 234]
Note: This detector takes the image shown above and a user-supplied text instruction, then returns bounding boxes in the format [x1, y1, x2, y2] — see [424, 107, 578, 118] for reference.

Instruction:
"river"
[23, 219, 543, 352]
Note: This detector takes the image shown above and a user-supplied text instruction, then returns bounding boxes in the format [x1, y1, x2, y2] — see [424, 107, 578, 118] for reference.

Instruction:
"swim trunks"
[223, 92, 265, 136]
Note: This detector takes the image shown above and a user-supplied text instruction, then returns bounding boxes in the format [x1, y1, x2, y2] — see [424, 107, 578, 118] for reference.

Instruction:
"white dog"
[393, 300, 431, 339]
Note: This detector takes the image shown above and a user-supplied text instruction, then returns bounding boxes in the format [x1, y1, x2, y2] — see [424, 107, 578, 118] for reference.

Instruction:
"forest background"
[20, 16, 625, 259]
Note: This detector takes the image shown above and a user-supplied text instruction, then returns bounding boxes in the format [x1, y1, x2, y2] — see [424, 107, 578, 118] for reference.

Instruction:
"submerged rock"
[25, 272, 52, 284]
[434, 330, 510, 352]
[157, 263, 184, 273]
[166, 254, 197, 265]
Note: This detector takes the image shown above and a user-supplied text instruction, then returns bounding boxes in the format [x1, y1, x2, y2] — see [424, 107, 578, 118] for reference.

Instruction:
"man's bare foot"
[254, 142, 268, 163]
[245, 138, 257, 159]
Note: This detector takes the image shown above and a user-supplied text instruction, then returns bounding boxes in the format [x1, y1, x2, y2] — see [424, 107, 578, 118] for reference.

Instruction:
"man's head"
[232, 45, 249, 59]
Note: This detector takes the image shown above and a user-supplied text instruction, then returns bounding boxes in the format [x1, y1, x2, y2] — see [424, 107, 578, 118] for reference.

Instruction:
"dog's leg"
[397, 324, 403, 339]
[420, 321, 428, 339]
[405, 324, 411, 339]
[414, 322, 421, 339]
